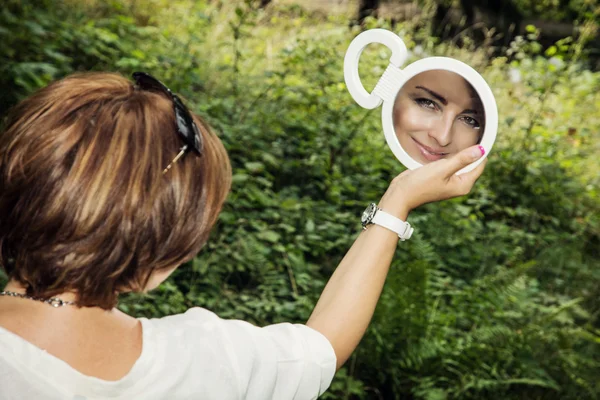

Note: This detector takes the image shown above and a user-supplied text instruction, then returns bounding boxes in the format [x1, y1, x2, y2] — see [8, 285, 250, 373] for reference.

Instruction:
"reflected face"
[393, 70, 485, 164]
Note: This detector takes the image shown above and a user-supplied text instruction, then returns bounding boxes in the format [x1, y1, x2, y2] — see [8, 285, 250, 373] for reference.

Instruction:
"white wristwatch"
[361, 203, 413, 241]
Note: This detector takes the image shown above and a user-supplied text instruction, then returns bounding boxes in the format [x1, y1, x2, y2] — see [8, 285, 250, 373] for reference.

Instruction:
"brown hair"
[0, 72, 231, 309]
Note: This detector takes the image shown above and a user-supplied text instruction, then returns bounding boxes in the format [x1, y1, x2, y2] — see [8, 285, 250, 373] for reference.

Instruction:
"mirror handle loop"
[344, 29, 408, 109]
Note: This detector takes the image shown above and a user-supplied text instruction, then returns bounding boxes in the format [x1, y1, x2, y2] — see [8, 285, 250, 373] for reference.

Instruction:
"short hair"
[0, 72, 232, 309]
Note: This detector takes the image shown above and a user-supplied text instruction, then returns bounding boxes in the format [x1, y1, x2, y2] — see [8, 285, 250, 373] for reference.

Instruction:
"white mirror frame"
[344, 29, 498, 174]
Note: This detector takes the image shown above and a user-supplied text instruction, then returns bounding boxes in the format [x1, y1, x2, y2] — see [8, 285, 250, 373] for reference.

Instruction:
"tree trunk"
[358, 0, 381, 24]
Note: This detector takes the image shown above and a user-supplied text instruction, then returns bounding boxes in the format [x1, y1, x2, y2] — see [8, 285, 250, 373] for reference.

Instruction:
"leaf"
[244, 161, 265, 173]
[257, 230, 281, 243]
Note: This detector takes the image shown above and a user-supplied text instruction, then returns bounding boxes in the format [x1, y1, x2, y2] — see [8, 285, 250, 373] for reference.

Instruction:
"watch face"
[361, 203, 377, 226]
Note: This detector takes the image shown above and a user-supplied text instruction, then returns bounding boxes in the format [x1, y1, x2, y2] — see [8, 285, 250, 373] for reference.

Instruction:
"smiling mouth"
[411, 138, 448, 156]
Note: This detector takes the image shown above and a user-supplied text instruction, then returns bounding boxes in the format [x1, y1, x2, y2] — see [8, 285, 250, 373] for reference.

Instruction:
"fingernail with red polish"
[478, 145, 485, 156]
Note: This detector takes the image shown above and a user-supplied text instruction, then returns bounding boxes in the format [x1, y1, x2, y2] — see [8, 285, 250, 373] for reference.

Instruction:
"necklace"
[0, 290, 75, 308]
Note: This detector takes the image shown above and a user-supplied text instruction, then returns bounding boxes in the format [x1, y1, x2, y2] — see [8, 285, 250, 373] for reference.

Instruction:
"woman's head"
[393, 70, 485, 164]
[0, 72, 231, 309]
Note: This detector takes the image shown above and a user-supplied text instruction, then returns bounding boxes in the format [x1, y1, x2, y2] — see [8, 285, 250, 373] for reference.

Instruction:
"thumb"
[443, 145, 485, 177]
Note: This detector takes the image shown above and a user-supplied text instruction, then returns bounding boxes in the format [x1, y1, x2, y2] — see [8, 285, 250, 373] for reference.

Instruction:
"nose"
[428, 114, 454, 147]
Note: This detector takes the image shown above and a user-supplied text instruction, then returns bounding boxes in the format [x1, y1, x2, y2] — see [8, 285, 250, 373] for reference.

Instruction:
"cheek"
[453, 128, 481, 149]
[394, 106, 433, 137]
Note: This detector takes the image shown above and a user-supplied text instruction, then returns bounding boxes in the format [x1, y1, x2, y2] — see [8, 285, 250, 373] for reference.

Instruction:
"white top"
[0, 307, 337, 400]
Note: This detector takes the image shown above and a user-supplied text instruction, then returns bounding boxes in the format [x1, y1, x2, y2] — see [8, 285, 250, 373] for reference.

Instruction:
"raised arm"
[306, 145, 487, 370]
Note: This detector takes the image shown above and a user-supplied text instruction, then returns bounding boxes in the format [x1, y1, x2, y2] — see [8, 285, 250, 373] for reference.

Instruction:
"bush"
[1, 1, 599, 399]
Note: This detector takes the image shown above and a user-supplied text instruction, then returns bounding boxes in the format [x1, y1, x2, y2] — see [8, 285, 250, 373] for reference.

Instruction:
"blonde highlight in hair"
[0, 72, 231, 309]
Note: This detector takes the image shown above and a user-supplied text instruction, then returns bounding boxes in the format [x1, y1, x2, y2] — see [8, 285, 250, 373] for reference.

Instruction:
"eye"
[459, 115, 481, 129]
[415, 98, 439, 111]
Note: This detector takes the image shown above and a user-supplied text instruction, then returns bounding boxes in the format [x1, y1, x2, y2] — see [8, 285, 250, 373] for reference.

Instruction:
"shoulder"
[144, 308, 335, 361]
[145, 307, 221, 329]
[142, 308, 337, 400]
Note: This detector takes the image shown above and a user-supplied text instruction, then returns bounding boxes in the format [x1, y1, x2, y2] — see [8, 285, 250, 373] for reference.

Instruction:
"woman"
[393, 69, 486, 164]
[0, 72, 486, 399]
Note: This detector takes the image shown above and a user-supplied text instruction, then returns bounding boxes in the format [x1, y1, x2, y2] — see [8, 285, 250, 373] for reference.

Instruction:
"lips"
[411, 138, 448, 162]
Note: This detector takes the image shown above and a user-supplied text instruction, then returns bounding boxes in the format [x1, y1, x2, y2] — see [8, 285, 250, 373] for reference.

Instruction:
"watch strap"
[372, 208, 414, 241]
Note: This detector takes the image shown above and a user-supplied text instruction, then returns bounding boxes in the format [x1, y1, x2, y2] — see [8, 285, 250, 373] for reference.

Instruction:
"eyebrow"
[415, 86, 447, 105]
[415, 85, 479, 114]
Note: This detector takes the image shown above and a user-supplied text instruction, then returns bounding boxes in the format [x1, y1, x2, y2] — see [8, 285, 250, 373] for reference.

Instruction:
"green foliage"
[1, 1, 599, 399]
[0, 0, 157, 117]
[511, 0, 600, 21]
[429, 0, 600, 22]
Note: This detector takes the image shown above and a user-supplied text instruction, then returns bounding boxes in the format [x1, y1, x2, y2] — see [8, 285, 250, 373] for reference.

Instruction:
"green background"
[1, 1, 599, 399]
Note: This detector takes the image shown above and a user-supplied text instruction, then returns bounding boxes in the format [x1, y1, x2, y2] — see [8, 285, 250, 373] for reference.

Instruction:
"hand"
[378, 145, 487, 219]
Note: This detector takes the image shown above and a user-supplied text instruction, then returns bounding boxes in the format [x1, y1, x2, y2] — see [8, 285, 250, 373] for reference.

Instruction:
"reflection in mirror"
[392, 70, 486, 164]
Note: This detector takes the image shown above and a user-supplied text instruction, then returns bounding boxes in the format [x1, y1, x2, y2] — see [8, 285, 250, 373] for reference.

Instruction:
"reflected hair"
[464, 78, 486, 139]
[0, 72, 232, 309]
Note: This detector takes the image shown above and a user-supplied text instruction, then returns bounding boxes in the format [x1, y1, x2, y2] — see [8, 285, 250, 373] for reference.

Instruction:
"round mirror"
[344, 29, 498, 174]
[392, 70, 485, 164]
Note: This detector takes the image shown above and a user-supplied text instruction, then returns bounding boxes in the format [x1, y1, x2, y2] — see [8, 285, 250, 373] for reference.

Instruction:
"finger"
[443, 145, 486, 178]
[453, 158, 488, 196]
